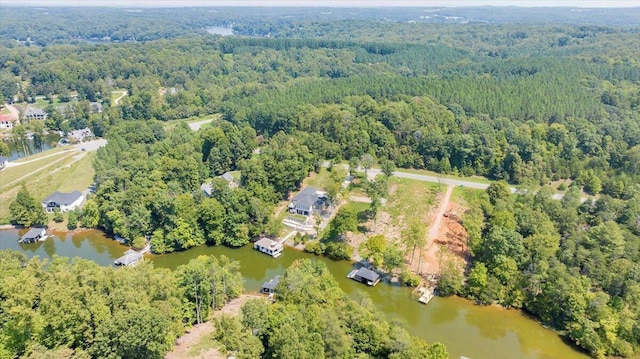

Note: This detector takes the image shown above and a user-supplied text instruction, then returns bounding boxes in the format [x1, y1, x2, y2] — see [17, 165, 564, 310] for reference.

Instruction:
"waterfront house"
[260, 275, 280, 294]
[114, 249, 143, 266]
[288, 186, 326, 216]
[19, 228, 47, 243]
[347, 267, 381, 286]
[69, 128, 94, 142]
[42, 190, 85, 212]
[253, 237, 283, 258]
[0, 156, 8, 170]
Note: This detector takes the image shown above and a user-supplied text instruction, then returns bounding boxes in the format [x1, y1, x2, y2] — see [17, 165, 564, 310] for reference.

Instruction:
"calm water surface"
[0, 229, 590, 359]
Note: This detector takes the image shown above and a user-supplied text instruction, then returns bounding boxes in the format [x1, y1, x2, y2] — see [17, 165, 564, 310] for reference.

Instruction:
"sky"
[1, 0, 638, 8]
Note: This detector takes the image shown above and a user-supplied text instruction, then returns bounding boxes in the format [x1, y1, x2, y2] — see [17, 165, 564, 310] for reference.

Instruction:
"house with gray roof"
[42, 190, 85, 212]
[25, 107, 47, 121]
[288, 186, 326, 216]
[114, 249, 143, 267]
[260, 275, 280, 294]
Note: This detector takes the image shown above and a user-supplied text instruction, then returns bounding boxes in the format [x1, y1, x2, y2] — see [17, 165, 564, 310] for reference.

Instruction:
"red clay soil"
[410, 186, 470, 279]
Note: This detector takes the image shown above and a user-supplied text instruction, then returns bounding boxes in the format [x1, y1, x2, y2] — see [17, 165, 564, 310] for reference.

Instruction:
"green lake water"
[0, 229, 591, 359]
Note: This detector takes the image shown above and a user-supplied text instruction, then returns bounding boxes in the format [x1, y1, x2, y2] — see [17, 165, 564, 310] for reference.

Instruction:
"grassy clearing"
[305, 167, 334, 190]
[385, 177, 439, 223]
[0, 152, 95, 224]
[0, 106, 11, 115]
[452, 186, 488, 208]
[0, 152, 75, 188]
[185, 332, 219, 358]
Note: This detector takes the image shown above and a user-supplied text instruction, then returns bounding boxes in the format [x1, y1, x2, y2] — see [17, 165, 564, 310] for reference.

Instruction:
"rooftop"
[355, 267, 380, 282]
[254, 237, 282, 249]
[21, 228, 45, 239]
[42, 190, 83, 206]
[262, 275, 281, 291]
[114, 250, 143, 266]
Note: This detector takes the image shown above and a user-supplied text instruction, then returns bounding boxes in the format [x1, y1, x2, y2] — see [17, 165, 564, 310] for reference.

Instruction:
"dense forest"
[1, 5, 640, 358]
[439, 181, 640, 358]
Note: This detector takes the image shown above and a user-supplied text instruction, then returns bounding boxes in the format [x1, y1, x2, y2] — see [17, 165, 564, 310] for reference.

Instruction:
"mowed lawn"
[0, 152, 95, 224]
[0, 149, 74, 188]
[384, 177, 440, 223]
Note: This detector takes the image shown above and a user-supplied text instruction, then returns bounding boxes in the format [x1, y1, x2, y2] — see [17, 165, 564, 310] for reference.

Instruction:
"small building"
[260, 275, 280, 294]
[253, 237, 283, 258]
[220, 171, 239, 188]
[19, 228, 47, 243]
[0, 114, 16, 129]
[69, 128, 94, 142]
[0, 155, 8, 170]
[42, 190, 85, 212]
[114, 249, 143, 267]
[289, 186, 326, 216]
[200, 182, 213, 197]
[25, 107, 48, 121]
[347, 267, 381, 286]
[89, 102, 103, 114]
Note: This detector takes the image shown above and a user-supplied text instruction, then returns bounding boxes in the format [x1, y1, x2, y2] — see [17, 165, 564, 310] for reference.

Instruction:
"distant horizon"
[1, 0, 639, 8]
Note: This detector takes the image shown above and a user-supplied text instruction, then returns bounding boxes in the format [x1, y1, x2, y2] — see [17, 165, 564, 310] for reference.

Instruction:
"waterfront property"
[19, 228, 47, 243]
[253, 237, 283, 258]
[347, 267, 381, 286]
[114, 249, 143, 266]
[260, 275, 280, 294]
[42, 190, 85, 212]
[289, 186, 327, 216]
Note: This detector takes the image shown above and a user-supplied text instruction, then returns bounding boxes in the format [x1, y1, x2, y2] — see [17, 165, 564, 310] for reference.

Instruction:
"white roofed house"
[254, 237, 283, 258]
[42, 190, 85, 212]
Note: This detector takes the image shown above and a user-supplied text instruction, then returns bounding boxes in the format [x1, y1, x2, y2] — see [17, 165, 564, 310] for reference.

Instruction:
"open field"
[304, 167, 334, 190]
[384, 177, 439, 223]
[0, 106, 11, 115]
[12, 146, 70, 162]
[0, 150, 75, 188]
[0, 152, 95, 224]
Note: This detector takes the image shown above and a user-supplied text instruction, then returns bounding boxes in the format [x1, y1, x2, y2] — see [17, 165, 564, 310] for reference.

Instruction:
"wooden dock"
[414, 286, 434, 305]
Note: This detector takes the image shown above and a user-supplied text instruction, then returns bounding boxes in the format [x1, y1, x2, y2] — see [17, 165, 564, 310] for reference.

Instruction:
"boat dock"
[415, 286, 434, 304]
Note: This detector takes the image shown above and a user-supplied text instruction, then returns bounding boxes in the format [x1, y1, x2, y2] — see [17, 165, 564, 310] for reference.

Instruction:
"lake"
[5, 132, 61, 161]
[0, 229, 591, 359]
[206, 26, 235, 36]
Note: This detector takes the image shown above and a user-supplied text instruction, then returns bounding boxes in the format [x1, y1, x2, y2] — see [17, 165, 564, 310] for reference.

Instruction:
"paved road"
[77, 139, 108, 151]
[113, 91, 127, 105]
[188, 118, 215, 131]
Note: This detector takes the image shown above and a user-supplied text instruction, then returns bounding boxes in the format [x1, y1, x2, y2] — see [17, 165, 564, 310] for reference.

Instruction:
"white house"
[42, 190, 85, 212]
[253, 237, 283, 258]
[0, 114, 16, 129]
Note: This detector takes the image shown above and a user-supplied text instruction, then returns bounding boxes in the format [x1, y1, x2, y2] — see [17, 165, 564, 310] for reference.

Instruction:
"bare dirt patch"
[165, 295, 262, 359]
[415, 200, 469, 278]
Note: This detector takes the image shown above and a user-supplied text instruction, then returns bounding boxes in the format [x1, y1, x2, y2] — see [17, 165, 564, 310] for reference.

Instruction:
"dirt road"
[427, 185, 453, 241]
[165, 295, 263, 359]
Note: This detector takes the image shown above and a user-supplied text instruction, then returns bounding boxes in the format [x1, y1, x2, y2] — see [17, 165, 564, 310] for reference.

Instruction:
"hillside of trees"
[435, 182, 640, 358]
